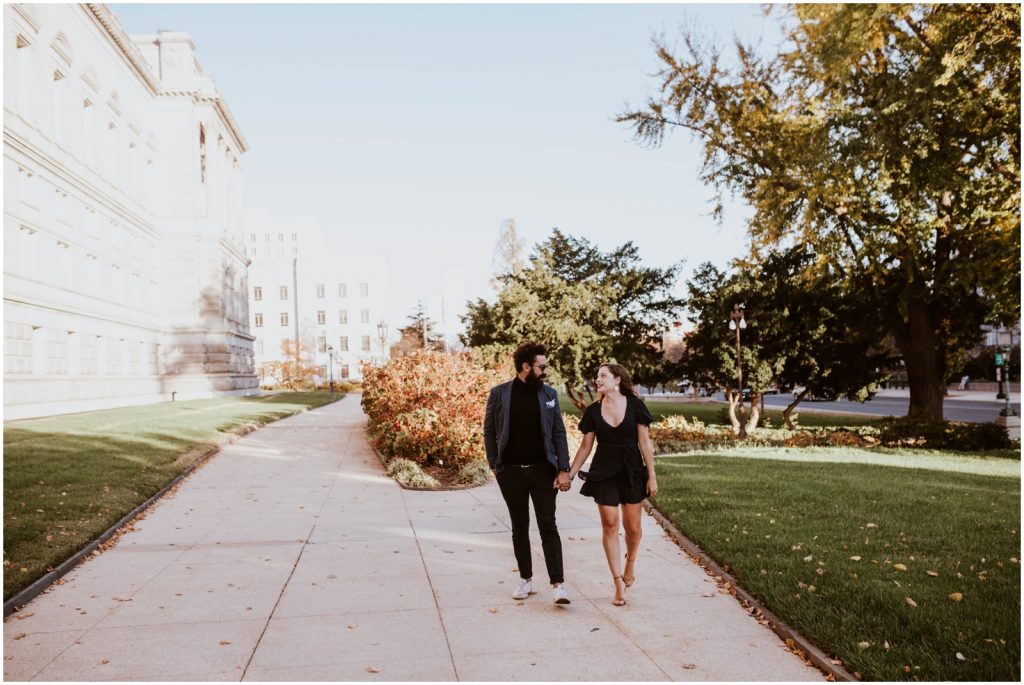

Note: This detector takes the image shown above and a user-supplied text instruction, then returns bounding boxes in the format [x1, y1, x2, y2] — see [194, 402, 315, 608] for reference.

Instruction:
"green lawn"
[652, 451, 1021, 681]
[559, 395, 882, 427]
[3, 392, 340, 601]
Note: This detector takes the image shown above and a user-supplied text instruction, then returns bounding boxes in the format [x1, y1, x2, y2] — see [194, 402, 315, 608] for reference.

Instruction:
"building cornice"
[83, 4, 160, 95]
[3, 128, 161, 241]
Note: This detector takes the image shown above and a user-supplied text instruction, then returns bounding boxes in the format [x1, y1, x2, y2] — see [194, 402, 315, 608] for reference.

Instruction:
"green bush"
[454, 460, 492, 486]
[878, 418, 1014, 451]
[386, 458, 440, 488]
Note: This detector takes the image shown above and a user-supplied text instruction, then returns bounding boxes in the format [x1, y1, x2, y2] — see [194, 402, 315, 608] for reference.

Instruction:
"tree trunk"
[564, 382, 589, 411]
[725, 388, 746, 436]
[893, 292, 946, 422]
[745, 392, 762, 433]
[783, 388, 808, 429]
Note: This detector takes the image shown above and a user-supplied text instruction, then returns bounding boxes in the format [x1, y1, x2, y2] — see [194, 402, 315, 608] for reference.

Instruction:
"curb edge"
[642, 499, 858, 682]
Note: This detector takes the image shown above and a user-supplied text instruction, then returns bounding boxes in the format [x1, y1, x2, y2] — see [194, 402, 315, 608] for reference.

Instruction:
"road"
[754, 393, 1020, 423]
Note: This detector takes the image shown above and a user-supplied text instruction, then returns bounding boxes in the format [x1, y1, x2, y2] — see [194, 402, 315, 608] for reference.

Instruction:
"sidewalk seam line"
[399, 486, 461, 682]
[239, 428, 350, 680]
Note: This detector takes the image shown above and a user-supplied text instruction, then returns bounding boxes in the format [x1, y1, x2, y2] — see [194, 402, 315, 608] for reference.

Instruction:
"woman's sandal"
[612, 575, 626, 606]
[623, 553, 637, 588]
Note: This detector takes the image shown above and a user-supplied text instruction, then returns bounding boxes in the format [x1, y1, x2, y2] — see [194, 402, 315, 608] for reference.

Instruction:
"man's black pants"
[496, 462, 564, 584]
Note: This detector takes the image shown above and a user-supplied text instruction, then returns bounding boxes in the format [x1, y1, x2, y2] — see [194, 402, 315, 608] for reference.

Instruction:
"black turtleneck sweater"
[503, 377, 546, 465]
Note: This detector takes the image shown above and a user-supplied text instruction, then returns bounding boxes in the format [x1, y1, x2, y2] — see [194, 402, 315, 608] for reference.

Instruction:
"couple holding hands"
[483, 342, 658, 607]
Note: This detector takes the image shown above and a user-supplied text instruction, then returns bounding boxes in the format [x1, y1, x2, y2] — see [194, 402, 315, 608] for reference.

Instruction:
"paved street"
[756, 390, 1021, 423]
[3, 397, 820, 682]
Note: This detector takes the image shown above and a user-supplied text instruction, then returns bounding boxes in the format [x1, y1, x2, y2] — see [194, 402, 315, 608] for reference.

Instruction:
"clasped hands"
[553, 470, 572, 491]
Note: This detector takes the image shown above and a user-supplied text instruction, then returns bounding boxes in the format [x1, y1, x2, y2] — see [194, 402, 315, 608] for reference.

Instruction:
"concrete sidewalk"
[3, 398, 820, 681]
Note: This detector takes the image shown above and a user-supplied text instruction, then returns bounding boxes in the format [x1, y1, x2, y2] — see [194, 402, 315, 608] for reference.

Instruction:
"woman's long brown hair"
[599, 363, 639, 399]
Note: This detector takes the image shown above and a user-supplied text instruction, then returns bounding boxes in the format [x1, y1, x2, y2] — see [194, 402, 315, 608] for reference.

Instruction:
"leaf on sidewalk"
[366, 667, 380, 673]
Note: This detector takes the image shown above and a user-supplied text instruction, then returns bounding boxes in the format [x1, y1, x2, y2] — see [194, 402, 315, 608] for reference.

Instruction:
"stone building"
[244, 209, 389, 384]
[3, 3, 257, 419]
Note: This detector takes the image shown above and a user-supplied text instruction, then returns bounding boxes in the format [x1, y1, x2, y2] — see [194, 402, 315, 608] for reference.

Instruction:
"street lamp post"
[376, 320, 387, 365]
[996, 329, 1016, 417]
[327, 345, 334, 396]
[728, 303, 748, 438]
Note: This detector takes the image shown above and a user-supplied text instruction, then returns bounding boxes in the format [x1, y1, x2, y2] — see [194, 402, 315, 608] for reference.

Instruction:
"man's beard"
[526, 369, 546, 391]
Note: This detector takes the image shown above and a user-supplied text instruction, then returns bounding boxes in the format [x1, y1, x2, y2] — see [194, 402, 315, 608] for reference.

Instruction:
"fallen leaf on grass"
[893, 564, 908, 572]
[857, 642, 870, 650]
[866, 523, 878, 528]
[949, 593, 963, 602]
[849, 556, 862, 562]
[955, 652, 965, 662]
[926, 570, 939, 577]
[905, 597, 918, 607]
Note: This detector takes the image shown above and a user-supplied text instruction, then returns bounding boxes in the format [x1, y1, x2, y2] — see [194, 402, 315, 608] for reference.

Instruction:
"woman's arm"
[637, 423, 658, 497]
[568, 432, 596, 479]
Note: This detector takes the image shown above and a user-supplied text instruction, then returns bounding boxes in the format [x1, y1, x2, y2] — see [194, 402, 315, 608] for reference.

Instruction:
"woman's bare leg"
[598, 504, 625, 605]
[621, 502, 643, 586]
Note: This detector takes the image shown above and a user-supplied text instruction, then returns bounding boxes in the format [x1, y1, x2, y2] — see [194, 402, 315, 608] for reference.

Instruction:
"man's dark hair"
[513, 342, 547, 374]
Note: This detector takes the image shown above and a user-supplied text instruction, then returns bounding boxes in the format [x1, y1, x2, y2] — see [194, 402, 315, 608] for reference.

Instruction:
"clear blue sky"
[114, 3, 785, 334]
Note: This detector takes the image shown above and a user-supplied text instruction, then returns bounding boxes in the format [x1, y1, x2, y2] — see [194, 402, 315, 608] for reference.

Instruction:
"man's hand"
[554, 470, 572, 491]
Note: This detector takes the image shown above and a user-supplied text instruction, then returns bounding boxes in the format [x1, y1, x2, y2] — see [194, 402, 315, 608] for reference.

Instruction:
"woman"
[567, 363, 657, 606]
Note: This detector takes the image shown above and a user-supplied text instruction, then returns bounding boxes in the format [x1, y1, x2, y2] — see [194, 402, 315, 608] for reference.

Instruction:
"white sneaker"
[512, 579, 533, 600]
[552, 584, 571, 605]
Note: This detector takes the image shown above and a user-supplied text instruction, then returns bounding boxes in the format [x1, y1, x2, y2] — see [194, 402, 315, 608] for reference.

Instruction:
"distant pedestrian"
[483, 342, 573, 605]
[567, 363, 657, 606]
[959, 374, 970, 391]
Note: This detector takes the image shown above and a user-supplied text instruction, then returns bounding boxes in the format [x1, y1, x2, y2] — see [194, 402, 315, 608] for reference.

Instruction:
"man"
[484, 342, 573, 605]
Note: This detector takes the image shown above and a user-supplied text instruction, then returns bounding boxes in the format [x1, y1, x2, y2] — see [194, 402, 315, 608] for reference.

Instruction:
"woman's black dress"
[578, 396, 653, 506]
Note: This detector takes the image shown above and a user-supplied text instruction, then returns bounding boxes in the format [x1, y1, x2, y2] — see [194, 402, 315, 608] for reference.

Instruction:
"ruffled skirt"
[579, 467, 647, 506]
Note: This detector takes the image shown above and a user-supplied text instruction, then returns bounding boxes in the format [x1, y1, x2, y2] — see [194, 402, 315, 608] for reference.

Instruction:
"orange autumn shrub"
[361, 351, 505, 467]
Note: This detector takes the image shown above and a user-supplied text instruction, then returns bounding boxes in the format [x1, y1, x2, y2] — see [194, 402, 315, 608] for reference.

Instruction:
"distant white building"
[245, 209, 389, 383]
[3, 3, 257, 419]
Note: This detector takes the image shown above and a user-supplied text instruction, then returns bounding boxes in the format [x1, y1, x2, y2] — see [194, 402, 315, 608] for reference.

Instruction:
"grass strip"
[558, 396, 881, 427]
[652, 453, 1020, 681]
[3, 392, 340, 600]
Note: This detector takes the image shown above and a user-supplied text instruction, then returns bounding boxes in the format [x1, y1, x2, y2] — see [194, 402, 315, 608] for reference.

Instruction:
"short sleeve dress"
[577, 396, 654, 506]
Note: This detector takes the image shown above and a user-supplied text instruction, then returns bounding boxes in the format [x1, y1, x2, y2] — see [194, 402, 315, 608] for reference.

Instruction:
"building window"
[279, 285, 288, 300]
[291, 233, 297, 241]
[278, 233, 284, 242]
[316, 283, 325, 298]
[317, 336, 326, 353]
[338, 310, 348, 324]
[338, 283, 347, 297]
[255, 313, 263, 327]
[339, 336, 349, 351]
[253, 286, 262, 301]
[361, 335, 371, 352]
[317, 310, 326, 325]
[255, 339, 264, 354]
[250, 234, 256, 242]
[280, 312, 289, 326]
[264, 233, 270, 242]
[341, 364, 350, 379]
[360, 282, 369, 297]
[361, 309, 370, 323]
